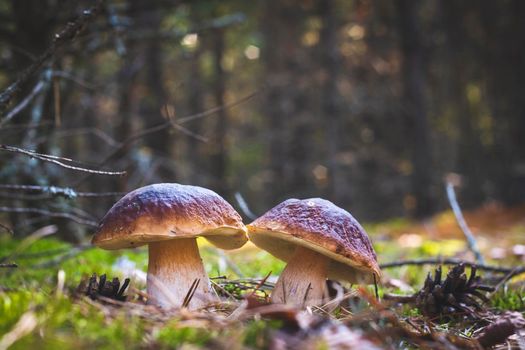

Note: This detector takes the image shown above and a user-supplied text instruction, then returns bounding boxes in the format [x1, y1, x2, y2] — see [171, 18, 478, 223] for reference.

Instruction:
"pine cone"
[414, 264, 494, 318]
[77, 273, 130, 302]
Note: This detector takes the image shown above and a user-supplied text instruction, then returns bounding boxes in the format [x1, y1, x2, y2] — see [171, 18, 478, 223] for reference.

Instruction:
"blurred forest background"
[1, 0, 525, 241]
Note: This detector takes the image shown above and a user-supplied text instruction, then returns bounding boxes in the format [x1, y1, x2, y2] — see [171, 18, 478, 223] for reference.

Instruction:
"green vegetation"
[1, 221, 524, 349]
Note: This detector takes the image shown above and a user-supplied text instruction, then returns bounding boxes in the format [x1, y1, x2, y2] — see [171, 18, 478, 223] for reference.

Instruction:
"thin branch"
[52, 71, 97, 90]
[73, 90, 258, 186]
[33, 127, 121, 147]
[14, 243, 91, 259]
[0, 263, 17, 268]
[177, 90, 257, 124]
[0, 225, 57, 263]
[0, 207, 98, 227]
[0, 79, 46, 127]
[0, 144, 126, 176]
[0, 184, 124, 199]
[380, 258, 525, 276]
[0, 121, 52, 132]
[234, 192, 257, 221]
[446, 181, 484, 264]
[0, 223, 13, 235]
[33, 245, 93, 268]
[0, 1, 104, 116]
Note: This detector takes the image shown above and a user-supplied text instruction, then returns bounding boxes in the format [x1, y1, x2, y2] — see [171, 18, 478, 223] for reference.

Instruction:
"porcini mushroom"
[91, 183, 247, 309]
[247, 198, 380, 307]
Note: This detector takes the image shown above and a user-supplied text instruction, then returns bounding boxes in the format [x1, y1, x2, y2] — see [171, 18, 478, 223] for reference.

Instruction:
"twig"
[0, 263, 17, 268]
[177, 90, 257, 124]
[234, 192, 257, 221]
[0, 79, 46, 127]
[182, 279, 201, 308]
[0, 1, 104, 116]
[34, 245, 93, 268]
[0, 184, 124, 199]
[0, 310, 38, 350]
[446, 181, 484, 264]
[33, 127, 120, 147]
[15, 243, 91, 259]
[0, 121, 52, 132]
[0, 144, 126, 176]
[0, 207, 98, 227]
[380, 258, 525, 276]
[0, 223, 13, 235]
[73, 90, 258, 186]
[248, 271, 272, 299]
[0, 225, 57, 263]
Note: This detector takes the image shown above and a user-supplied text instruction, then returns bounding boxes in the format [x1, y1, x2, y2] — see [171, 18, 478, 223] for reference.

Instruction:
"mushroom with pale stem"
[247, 198, 381, 307]
[91, 183, 247, 309]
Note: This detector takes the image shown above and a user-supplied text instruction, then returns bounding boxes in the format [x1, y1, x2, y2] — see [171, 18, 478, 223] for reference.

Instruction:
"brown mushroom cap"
[92, 183, 247, 250]
[247, 198, 381, 283]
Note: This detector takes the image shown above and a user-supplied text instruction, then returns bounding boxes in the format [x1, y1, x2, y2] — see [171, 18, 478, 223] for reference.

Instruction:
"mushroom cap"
[92, 183, 247, 250]
[247, 198, 381, 284]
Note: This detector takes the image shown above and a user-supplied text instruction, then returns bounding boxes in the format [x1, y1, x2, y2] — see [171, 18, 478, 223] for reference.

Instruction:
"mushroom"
[247, 198, 381, 307]
[91, 183, 247, 309]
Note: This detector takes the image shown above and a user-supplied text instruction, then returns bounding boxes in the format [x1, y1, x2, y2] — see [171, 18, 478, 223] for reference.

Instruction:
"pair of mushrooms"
[91, 183, 381, 309]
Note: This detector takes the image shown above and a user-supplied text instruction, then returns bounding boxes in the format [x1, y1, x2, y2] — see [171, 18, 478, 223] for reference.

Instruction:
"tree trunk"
[396, 0, 434, 218]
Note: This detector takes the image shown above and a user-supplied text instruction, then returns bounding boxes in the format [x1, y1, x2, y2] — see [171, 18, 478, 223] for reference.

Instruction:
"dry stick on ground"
[0, 263, 17, 268]
[0, 0, 104, 117]
[0, 144, 126, 176]
[446, 180, 484, 264]
[380, 258, 525, 278]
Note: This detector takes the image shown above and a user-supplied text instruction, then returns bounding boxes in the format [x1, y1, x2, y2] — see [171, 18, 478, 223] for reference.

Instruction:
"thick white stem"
[271, 246, 329, 307]
[147, 238, 216, 309]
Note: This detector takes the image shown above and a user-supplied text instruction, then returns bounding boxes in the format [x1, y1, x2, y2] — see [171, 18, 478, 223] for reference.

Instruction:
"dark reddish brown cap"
[92, 183, 247, 250]
[247, 198, 381, 283]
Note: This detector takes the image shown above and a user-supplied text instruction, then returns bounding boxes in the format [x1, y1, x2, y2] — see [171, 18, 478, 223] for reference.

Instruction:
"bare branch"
[446, 180, 484, 264]
[0, 79, 46, 127]
[0, 223, 13, 235]
[0, 207, 98, 227]
[234, 192, 257, 221]
[380, 258, 525, 276]
[73, 90, 258, 186]
[0, 1, 104, 116]
[0, 144, 126, 176]
[0, 263, 17, 268]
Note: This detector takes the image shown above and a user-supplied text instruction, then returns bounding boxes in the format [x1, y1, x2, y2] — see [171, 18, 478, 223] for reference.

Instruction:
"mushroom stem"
[147, 238, 216, 309]
[271, 246, 329, 307]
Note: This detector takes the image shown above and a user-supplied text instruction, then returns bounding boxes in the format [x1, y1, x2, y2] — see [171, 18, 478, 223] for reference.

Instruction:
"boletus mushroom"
[247, 198, 380, 307]
[91, 183, 247, 309]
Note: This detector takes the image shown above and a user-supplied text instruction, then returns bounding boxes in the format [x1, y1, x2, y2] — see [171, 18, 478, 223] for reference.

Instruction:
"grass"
[1, 208, 525, 349]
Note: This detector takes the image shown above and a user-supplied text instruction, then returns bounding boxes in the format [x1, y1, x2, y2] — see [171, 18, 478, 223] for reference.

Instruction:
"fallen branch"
[0, 1, 104, 116]
[380, 258, 525, 277]
[0, 144, 125, 176]
[0, 263, 17, 268]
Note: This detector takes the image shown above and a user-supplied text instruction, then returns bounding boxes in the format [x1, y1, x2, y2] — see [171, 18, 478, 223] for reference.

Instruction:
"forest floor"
[1, 203, 524, 349]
